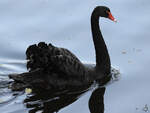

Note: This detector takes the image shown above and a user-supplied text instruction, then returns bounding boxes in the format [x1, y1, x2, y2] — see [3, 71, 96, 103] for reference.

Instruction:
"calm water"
[0, 0, 150, 113]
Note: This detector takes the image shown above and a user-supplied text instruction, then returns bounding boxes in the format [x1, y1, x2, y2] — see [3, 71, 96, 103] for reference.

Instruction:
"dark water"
[0, 0, 150, 113]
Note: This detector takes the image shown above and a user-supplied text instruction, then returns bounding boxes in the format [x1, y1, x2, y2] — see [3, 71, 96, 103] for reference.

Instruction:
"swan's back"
[26, 42, 87, 76]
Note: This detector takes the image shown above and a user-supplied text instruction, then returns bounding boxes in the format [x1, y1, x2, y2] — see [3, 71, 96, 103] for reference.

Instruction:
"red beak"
[107, 11, 117, 22]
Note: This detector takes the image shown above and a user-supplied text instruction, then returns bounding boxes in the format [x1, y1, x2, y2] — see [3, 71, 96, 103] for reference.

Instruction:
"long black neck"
[91, 11, 111, 75]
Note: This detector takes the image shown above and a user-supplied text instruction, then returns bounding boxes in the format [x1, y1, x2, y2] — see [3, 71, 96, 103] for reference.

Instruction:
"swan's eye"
[106, 11, 109, 15]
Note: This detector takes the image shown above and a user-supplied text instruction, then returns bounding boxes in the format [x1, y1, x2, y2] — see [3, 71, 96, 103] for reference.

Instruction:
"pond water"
[0, 0, 150, 113]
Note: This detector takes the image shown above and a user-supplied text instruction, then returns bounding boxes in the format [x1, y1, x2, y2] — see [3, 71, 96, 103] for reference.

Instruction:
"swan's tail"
[8, 68, 53, 91]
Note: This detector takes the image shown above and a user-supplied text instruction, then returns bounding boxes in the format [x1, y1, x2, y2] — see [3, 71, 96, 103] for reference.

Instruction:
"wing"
[26, 42, 87, 78]
[51, 54, 86, 76]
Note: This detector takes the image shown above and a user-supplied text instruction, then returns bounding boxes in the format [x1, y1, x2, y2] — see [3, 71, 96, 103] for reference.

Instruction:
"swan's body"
[9, 6, 116, 91]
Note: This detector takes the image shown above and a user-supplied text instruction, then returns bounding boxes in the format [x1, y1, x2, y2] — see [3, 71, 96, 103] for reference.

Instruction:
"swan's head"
[93, 6, 117, 22]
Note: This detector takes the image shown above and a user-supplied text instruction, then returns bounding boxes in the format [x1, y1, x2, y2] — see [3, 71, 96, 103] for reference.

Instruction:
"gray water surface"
[0, 0, 150, 113]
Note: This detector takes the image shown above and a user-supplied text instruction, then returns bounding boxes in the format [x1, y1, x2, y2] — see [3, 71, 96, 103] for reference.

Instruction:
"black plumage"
[9, 6, 115, 92]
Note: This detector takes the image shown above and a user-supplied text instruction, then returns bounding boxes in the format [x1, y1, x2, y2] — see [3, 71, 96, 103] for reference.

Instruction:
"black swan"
[9, 6, 116, 91]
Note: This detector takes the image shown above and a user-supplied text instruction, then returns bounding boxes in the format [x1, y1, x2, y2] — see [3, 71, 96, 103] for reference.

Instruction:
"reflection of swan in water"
[22, 87, 106, 113]
[9, 6, 116, 91]
[89, 88, 106, 113]
[0, 75, 108, 113]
